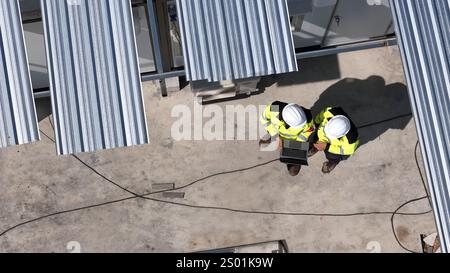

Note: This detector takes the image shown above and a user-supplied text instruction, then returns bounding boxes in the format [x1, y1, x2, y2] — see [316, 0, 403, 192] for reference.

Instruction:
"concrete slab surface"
[0, 46, 436, 253]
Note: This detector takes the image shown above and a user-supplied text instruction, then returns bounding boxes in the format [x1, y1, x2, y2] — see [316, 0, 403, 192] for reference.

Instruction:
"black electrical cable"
[139, 196, 431, 217]
[30, 129, 432, 216]
[391, 196, 430, 253]
[358, 115, 434, 252]
[0, 138, 430, 237]
[358, 113, 412, 129]
[0, 114, 432, 254]
[388, 141, 434, 253]
[0, 195, 138, 238]
[68, 115, 434, 253]
[41, 127, 281, 198]
[42, 121, 429, 218]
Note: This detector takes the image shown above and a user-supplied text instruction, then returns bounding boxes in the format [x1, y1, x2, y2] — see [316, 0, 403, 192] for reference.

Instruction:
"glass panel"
[23, 21, 49, 90]
[133, 4, 156, 73]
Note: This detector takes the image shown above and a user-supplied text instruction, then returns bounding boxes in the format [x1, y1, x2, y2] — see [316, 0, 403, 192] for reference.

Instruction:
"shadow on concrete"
[311, 76, 412, 147]
[35, 98, 52, 122]
[201, 91, 265, 105]
[258, 54, 341, 92]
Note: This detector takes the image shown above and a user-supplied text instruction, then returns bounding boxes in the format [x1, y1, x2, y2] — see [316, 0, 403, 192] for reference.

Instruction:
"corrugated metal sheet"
[176, 0, 298, 82]
[390, 0, 450, 252]
[0, 0, 39, 148]
[41, 0, 149, 155]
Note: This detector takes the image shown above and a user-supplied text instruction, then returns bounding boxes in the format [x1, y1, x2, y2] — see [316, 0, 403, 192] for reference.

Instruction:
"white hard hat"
[324, 115, 351, 139]
[282, 104, 307, 128]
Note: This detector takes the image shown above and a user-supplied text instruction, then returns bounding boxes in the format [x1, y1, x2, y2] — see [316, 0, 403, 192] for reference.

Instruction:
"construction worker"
[259, 101, 316, 176]
[309, 107, 360, 174]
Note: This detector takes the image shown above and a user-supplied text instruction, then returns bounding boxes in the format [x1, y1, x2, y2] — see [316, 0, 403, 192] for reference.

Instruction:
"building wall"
[292, 0, 394, 49]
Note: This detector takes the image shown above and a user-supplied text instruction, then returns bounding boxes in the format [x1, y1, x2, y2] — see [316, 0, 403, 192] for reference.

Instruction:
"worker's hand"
[314, 142, 327, 151]
[278, 138, 283, 150]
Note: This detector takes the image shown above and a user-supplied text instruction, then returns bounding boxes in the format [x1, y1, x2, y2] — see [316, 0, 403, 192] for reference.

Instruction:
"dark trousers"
[324, 150, 351, 165]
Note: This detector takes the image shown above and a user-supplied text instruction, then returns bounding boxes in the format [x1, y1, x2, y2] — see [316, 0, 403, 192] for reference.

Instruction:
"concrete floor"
[0, 46, 437, 253]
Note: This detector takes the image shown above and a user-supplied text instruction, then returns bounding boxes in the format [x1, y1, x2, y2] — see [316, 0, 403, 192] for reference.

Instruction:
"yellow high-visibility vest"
[261, 101, 315, 143]
[315, 107, 360, 156]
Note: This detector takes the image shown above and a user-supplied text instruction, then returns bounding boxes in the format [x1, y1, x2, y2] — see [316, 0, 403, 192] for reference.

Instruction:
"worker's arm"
[261, 105, 279, 137]
[316, 125, 328, 142]
[314, 142, 328, 151]
[314, 125, 329, 151]
[260, 105, 272, 126]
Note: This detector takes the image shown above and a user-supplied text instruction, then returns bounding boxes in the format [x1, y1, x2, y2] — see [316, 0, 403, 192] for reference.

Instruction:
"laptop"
[280, 140, 309, 166]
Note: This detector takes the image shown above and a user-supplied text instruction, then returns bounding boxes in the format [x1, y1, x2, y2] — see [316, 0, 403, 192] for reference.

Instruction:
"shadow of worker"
[311, 76, 412, 147]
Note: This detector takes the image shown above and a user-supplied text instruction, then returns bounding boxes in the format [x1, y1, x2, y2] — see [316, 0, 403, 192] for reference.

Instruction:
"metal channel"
[296, 37, 397, 60]
[146, 0, 164, 75]
[34, 37, 398, 100]
[0, 0, 39, 148]
[176, 0, 298, 82]
[390, 0, 450, 252]
[41, 0, 149, 155]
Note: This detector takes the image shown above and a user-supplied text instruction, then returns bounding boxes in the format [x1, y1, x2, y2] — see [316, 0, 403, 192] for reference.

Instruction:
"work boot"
[322, 161, 338, 174]
[259, 138, 271, 146]
[307, 147, 319, 158]
[287, 164, 301, 176]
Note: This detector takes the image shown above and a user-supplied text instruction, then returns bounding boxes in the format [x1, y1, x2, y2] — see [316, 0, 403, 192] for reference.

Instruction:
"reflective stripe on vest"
[327, 137, 360, 156]
[279, 131, 308, 141]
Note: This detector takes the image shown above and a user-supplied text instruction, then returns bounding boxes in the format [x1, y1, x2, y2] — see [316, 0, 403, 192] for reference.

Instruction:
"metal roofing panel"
[0, 0, 39, 148]
[390, 0, 450, 252]
[176, 0, 298, 82]
[41, 0, 149, 155]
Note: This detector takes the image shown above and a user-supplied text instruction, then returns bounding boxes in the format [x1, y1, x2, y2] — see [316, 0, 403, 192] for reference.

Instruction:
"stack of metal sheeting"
[41, 0, 149, 155]
[0, 0, 39, 148]
[176, 0, 298, 82]
[390, 0, 450, 253]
